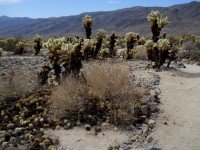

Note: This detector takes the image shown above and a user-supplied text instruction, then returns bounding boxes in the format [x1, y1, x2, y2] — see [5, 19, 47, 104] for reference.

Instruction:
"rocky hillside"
[0, 1, 200, 37]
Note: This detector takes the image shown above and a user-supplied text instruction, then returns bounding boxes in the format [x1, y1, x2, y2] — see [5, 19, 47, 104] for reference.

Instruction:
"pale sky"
[0, 0, 199, 18]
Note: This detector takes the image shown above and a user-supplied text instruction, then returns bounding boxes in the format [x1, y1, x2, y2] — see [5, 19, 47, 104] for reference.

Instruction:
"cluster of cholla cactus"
[125, 32, 139, 59]
[0, 48, 3, 56]
[16, 41, 25, 55]
[145, 10, 179, 68]
[83, 15, 93, 39]
[41, 37, 83, 84]
[33, 34, 43, 55]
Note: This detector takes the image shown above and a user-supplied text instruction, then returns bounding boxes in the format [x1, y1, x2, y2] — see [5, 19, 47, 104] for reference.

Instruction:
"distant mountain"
[0, 1, 200, 38]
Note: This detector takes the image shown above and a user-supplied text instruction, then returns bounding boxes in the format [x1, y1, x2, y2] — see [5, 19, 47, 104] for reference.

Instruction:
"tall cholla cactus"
[94, 29, 106, 58]
[147, 11, 169, 42]
[83, 15, 93, 39]
[0, 48, 3, 56]
[16, 41, 25, 55]
[109, 31, 117, 56]
[33, 34, 42, 56]
[146, 11, 170, 69]
[125, 32, 139, 59]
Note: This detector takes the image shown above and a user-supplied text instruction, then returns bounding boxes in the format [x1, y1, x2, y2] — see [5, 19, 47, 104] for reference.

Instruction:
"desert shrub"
[132, 45, 147, 60]
[50, 63, 146, 125]
[179, 41, 200, 62]
[0, 70, 38, 105]
[0, 37, 22, 52]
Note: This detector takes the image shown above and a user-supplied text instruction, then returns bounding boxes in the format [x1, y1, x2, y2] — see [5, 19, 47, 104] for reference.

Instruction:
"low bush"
[50, 62, 147, 125]
[0, 70, 38, 106]
[179, 41, 200, 62]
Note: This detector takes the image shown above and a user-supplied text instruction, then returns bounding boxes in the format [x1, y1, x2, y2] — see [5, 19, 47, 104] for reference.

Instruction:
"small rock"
[119, 143, 132, 150]
[102, 122, 110, 128]
[154, 88, 161, 96]
[63, 125, 70, 130]
[142, 124, 149, 136]
[146, 143, 162, 150]
[150, 104, 159, 113]
[147, 136, 154, 143]
[112, 141, 120, 149]
[148, 119, 156, 128]
[141, 105, 149, 116]
[114, 127, 118, 131]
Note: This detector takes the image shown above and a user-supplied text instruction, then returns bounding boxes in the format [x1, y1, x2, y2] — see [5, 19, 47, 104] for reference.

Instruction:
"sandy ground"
[46, 127, 133, 150]
[153, 64, 200, 150]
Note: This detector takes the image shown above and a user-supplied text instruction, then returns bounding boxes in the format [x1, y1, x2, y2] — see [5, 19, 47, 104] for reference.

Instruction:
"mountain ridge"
[0, 1, 200, 38]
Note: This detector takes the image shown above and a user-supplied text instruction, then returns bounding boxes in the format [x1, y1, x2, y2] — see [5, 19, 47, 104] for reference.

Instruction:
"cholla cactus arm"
[157, 39, 170, 52]
[16, 41, 25, 49]
[33, 34, 42, 42]
[83, 15, 93, 39]
[147, 11, 169, 28]
[144, 40, 154, 51]
[96, 29, 106, 40]
[138, 37, 146, 45]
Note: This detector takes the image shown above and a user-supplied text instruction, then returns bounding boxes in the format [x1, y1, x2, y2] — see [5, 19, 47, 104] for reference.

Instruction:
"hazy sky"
[0, 0, 199, 18]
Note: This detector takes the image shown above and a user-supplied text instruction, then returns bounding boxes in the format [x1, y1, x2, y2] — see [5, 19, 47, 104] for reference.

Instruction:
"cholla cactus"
[82, 39, 95, 60]
[157, 39, 170, 52]
[0, 48, 3, 56]
[138, 37, 146, 45]
[16, 41, 25, 55]
[125, 32, 139, 59]
[144, 40, 154, 51]
[94, 29, 106, 58]
[33, 34, 43, 55]
[147, 11, 169, 28]
[83, 15, 93, 39]
[120, 49, 127, 59]
[109, 31, 117, 56]
[100, 48, 110, 58]
[147, 11, 171, 69]
[147, 11, 169, 43]
[43, 37, 66, 80]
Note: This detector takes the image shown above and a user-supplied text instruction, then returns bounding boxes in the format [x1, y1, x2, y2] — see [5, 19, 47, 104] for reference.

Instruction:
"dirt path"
[153, 64, 200, 150]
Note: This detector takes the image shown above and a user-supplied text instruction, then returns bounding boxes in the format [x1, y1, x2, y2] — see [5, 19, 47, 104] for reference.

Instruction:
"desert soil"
[152, 64, 200, 150]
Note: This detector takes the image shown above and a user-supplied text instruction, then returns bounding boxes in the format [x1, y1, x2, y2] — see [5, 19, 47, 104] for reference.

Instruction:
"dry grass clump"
[132, 45, 147, 60]
[50, 62, 147, 125]
[179, 41, 200, 62]
[0, 70, 38, 105]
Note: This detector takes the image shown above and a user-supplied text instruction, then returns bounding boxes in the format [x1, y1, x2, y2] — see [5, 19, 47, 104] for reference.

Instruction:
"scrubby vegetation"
[0, 9, 200, 149]
[50, 63, 147, 125]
